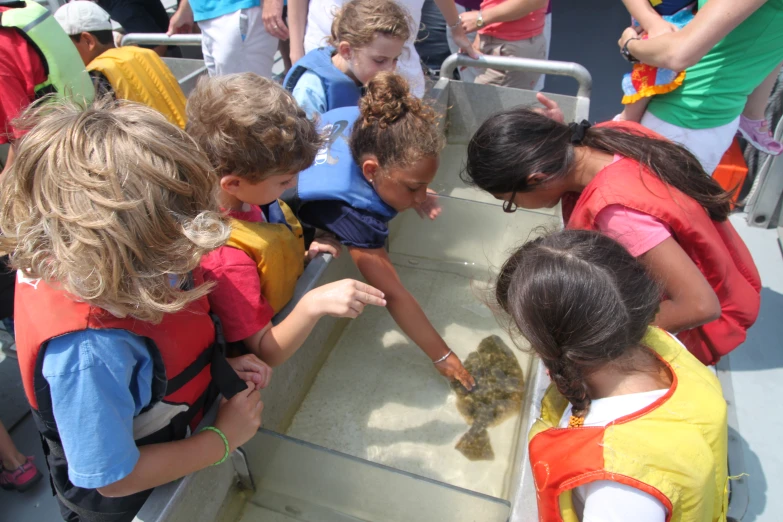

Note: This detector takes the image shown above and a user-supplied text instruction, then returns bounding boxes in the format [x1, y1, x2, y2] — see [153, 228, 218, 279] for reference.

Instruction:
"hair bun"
[360, 72, 429, 129]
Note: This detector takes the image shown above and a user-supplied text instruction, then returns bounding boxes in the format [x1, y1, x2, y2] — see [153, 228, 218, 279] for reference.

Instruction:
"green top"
[647, 0, 783, 129]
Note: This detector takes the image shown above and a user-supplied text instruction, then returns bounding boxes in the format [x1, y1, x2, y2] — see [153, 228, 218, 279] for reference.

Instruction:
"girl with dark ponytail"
[295, 71, 475, 390]
[496, 228, 728, 522]
[464, 94, 761, 366]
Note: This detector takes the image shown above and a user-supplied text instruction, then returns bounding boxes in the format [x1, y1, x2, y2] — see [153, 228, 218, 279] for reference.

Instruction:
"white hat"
[55, 1, 113, 36]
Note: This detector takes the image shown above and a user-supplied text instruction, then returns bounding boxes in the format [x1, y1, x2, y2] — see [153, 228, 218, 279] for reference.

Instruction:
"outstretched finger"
[458, 369, 476, 391]
[536, 92, 558, 111]
[356, 283, 386, 306]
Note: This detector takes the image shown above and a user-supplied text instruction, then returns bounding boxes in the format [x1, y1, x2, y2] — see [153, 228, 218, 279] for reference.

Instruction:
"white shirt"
[557, 389, 670, 522]
[303, 0, 426, 97]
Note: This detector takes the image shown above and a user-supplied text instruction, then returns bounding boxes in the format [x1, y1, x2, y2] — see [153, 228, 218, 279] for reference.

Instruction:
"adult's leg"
[446, 4, 478, 82]
[641, 111, 740, 175]
[533, 11, 552, 92]
[475, 33, 546, 90]
[198, 5, 278, 78]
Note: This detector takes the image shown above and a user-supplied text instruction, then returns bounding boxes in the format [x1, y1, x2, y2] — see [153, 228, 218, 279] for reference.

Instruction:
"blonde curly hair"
[0, 98, 230, 323]
[186, 73, 322, 181]
[329, 0, 413, 49]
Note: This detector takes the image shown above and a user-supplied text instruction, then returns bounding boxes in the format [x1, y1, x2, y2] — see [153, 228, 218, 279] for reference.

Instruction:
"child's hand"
[415, 189, 442, 220]
[214, 382, 263, 451]
[434, 352, 475, 391]
[307, 234, 342, 261]
[227, 354, 273, 390]
[304, 279, 386, 319]
[534, 93, 565, 123]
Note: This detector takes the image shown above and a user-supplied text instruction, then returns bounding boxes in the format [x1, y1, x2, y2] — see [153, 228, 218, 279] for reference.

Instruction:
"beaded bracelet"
[201, 426, 229, 466]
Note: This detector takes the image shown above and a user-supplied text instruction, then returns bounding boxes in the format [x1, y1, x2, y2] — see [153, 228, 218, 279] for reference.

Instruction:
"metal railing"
[121, 33, 203, 47]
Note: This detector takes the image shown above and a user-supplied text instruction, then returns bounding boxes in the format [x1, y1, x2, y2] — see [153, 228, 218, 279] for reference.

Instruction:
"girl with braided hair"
[463, 94, 761, 366]
[295, 71, 476, 390]
[496, 228, 728, 522]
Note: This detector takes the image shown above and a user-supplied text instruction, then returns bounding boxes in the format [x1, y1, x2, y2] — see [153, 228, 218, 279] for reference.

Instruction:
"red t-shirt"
[200, 205, 275, 343]
[478, 0, 546, 41]
[0, 16, 47, 144]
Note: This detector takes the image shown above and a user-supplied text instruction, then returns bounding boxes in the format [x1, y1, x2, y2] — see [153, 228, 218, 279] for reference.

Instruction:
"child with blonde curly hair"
[0, 99, 270, 521]
[187, 73, 386, 369]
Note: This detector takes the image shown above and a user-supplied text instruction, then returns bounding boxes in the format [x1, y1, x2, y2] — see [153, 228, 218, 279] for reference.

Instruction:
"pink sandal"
[0, 456, 43, 492]
[738, 115, 783, 156]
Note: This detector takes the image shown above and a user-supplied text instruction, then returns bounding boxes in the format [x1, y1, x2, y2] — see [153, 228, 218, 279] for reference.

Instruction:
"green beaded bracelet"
[201, 426, 229, 466]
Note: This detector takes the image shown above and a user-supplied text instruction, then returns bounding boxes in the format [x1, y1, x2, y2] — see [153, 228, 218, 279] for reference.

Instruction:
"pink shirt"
[478, 0, 546, 40]
[200, 205, 275, 343]
[593, 155, 672, 257]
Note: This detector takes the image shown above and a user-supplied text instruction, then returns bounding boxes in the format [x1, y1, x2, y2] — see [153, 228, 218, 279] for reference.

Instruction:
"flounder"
[451, 335, 525, 461]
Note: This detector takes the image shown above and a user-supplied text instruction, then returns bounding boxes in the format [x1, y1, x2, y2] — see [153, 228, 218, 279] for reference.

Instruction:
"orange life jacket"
[14, 269, 243, 520]
[563, 121, 761, 365]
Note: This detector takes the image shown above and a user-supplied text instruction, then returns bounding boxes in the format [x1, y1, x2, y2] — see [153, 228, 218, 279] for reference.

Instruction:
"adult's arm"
[640, 237, 721, 334]
[619, 0, 768, 71]
[288, 0, 310, 64]
[434, 0, 481, 58]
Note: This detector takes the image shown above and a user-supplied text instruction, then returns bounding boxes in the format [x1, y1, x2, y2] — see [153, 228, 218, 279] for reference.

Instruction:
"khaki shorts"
[475, 32, 547, 90]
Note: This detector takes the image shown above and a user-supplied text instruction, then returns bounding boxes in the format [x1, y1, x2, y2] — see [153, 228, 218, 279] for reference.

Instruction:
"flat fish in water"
[451, 335, 525, 461]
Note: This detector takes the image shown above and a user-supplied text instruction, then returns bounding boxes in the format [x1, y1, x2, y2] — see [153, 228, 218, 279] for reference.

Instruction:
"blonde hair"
[351, 72, 443, 172]
[329, 0, 413, 50]
[186, 73, 322, 182]
[0, 98, 230, 323]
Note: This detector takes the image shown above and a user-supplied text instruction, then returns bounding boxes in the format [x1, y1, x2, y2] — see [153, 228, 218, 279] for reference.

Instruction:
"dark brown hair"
[495, 229, 662, 417]
[186, 73, 322, 181]
[463, 109, 733, 221]
[329, 0, 413, 49]
[350, 71, 443, 171]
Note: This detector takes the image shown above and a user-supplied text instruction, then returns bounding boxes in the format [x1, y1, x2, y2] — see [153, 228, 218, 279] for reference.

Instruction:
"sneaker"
[0, 456, 43, 492]
[738, 115, 783, 156]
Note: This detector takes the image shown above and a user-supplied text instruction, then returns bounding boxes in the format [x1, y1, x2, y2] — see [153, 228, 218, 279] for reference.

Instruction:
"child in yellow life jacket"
[495, 229, 728, 522]
[0, 100, 269, 522]
[187, 73, 386, 368]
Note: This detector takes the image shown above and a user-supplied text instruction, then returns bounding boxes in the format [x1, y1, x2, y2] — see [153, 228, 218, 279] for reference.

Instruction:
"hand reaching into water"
[415, 189, 442, 220]
[435, 352, 475, 391]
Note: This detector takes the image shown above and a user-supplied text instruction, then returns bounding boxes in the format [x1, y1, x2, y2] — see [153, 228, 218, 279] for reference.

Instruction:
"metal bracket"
[230, 447, 256, 492]
[121, 33, 203, 47]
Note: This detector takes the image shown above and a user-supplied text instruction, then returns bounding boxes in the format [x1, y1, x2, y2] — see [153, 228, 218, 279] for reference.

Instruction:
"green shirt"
[647, 0, 783, 129]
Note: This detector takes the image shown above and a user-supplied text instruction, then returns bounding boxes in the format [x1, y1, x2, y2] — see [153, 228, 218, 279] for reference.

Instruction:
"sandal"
[0, 456, 43, 492]
[738, 115, 783, 156]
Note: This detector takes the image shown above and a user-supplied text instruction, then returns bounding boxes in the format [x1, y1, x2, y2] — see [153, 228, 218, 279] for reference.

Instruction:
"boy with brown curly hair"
[187, 73, 386, 368]
[1, 99, 270, 521]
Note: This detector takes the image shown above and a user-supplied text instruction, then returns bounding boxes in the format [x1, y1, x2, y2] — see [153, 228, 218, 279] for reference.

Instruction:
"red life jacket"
[14, 269, 241, 521]
[562, 123, 761, 365]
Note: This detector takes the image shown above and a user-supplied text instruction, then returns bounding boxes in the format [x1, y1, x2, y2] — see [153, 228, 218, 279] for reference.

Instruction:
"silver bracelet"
[448, 15, 462, 29]
[432, 350, 453, 365]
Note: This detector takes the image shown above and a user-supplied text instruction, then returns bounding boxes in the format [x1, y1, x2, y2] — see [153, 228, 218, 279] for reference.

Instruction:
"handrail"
[440, 54, 592, 100]
[121, 33, 203, 46]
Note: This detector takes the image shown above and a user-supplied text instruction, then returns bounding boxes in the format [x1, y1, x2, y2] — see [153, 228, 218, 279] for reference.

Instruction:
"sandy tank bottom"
[282, 256, 532, 500]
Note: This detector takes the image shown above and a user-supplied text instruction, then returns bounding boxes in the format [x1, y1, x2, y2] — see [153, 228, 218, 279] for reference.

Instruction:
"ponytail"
[495, 229, 662, 419]
[464, 109, 733, 221]
[350, 72, 443, 170]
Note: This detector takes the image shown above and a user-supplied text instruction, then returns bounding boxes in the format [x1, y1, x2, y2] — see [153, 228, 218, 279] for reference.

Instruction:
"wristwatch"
[621, 37, 641, 64]
[476, 10, 485, 28]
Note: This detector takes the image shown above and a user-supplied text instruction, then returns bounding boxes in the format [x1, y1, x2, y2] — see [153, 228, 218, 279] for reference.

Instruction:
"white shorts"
[199, 4, 278, 78]
[640, 111, 740, 175]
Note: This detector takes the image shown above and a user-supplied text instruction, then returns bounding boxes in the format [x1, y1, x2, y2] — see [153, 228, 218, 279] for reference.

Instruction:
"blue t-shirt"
[42, 329, 154, 489]
[189, 0, 260, 23]
[299, 200, 389, 249]
[291, 70, 328, 119]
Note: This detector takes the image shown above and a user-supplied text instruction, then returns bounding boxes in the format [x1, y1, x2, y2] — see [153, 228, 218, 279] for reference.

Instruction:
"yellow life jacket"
[88, 47, 187, 128]
[225, 201, 305, 314]
[528, 327, 728, 522]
